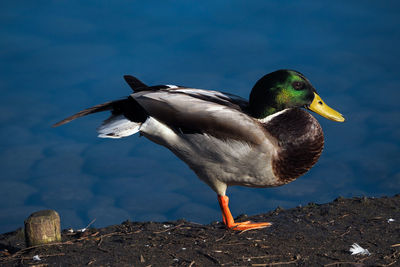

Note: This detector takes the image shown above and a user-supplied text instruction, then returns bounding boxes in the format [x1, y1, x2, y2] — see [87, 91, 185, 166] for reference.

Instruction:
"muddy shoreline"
[1, 195, 399, 266]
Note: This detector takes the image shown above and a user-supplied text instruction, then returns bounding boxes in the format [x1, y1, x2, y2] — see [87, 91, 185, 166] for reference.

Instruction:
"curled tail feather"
[52, 100, 125, 127]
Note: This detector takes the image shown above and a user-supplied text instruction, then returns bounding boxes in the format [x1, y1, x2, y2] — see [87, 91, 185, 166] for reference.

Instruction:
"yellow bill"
[308, 92, 345, 122]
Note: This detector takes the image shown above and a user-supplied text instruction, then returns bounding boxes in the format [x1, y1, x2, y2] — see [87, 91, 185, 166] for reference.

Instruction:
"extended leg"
[218, 195, 271, 231]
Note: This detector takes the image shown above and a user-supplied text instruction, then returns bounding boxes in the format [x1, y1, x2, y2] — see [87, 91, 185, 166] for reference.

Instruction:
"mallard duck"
[54, 69, 344, 230]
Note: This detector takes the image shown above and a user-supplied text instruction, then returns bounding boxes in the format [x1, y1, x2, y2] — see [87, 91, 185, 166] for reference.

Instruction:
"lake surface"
[1, 0, 399, 233]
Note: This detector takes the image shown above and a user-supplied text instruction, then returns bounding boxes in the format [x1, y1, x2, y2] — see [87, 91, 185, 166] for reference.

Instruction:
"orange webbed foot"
[217, 195, 272, 231]
[228, 220, 271, 231]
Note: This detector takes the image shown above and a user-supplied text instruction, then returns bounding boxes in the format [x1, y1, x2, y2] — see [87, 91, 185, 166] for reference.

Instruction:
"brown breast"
[263, 108, 324, 184]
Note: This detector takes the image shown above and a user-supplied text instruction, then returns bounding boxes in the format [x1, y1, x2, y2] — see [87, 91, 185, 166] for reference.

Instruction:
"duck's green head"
[249, 69, 345, 122]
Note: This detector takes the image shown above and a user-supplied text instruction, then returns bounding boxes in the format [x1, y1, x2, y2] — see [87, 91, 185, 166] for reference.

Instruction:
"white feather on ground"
[349, 243, 371, 256]
[33, 255, 41, 261]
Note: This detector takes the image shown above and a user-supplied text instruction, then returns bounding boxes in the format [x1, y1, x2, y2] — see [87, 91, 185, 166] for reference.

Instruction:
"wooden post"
[24, 210, 61, 247]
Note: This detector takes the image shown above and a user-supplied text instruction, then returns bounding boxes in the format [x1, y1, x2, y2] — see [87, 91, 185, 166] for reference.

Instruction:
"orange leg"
[218, 195, 271, 231]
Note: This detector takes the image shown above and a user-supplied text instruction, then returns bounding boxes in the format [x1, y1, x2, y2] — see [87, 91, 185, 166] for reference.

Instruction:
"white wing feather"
[97, 114, 140, 139]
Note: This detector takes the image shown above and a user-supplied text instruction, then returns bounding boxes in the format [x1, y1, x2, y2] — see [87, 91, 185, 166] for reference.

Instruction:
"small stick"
[324, 262, 364, 267]
[252, 259, 298, 266]
[215, 233, 227, 242]
[21, 253, 65, 260]
[245, 255, 279, 259]
[7, 241, 74, 259]
[79, 218, 97, 232]
[196, 250, 220, 265]
[153, 223, 185, 234]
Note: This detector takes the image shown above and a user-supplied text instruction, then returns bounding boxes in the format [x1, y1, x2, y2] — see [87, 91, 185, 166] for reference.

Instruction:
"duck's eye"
[292, 81, 303, 90]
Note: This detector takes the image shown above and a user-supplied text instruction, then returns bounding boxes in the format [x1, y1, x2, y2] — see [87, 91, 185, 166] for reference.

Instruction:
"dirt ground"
[1, 195, 399, 267]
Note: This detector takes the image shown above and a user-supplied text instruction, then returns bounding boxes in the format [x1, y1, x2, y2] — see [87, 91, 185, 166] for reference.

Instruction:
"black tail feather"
[123, 75, 148, 91]
[52, 99, 125, 127]
[53, 97, 148, 127]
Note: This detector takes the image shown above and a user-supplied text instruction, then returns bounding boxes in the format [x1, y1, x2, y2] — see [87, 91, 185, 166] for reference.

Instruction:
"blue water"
[1, 1, 399, 233]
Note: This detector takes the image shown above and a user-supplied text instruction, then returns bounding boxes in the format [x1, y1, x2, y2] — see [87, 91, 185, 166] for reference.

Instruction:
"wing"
[133, 88, 267, 145]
